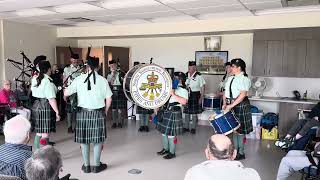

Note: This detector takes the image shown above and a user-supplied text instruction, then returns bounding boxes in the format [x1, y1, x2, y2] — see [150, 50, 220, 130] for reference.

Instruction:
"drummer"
[222, 58, 253, 160]
[219, 62, 232, 95]
[156, 72, 188, 159]
[184, 61, 206, 134]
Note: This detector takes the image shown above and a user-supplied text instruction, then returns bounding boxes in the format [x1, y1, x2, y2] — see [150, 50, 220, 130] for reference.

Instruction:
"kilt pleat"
[184, 91, 202, 114]
[136, 106, 153, 114]
[32, 99, 53, 133]
[75, 110, 106, 144]
[230, 97, 253, 134]
[157, 109, 183, 136]
[111, 90, 127, 109]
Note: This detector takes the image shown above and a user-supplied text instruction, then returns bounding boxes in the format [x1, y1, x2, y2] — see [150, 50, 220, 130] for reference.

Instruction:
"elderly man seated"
[184, 134, 261, 180]
[25, 146, 74, 180]
[0, 115, 32, 180]
[0, 80, 31, 120]
[276, 142, 320, 180]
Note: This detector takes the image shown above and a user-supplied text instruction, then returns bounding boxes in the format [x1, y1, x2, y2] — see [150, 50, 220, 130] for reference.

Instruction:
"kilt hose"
[111, 90, 127, 109]
[32, 98, 53, 133]
[184, 91, 202, 114]
[157, 107, 183, 136]
[228, 97, 253, 135]
[75, 109, 106, 144]
[66, 93, 78, 113]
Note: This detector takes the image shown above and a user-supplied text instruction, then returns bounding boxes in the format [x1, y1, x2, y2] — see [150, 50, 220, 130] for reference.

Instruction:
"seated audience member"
[277, 142, 320, 180]
[25, 146, 72, 180]
[275, 102, 320, 148]
[0, 115, 32, 180]
[0, 80, 31, 120]
[184, 134, 261, 180]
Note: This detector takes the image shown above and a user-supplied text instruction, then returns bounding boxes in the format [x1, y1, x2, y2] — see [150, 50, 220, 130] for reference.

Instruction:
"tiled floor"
[1, 119, 300, 180]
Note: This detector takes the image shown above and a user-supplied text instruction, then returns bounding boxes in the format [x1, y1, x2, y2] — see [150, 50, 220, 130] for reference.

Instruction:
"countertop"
[249, 96, 319, 105]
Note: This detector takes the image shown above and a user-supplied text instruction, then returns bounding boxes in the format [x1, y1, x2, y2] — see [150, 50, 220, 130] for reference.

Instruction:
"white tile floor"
[0, 119, 301, 180]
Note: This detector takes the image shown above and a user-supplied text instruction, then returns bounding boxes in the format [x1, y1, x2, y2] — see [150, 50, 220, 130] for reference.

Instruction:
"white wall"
[78, 33, 253, 94]
[78, 33, 320, 114]
[0, 20, 4, 83]
[1, 20, 77, 83]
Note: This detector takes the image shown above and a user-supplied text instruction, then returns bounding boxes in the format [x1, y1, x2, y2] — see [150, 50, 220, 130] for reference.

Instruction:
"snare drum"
[208, 110, 240, 135]
[123, 64, 172, 110]
[202, 94, 221, 110]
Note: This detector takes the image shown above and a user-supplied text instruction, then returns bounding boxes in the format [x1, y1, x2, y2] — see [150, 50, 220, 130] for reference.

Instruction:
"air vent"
[50, 24, 75, 27]
[65, 17, 94, 23]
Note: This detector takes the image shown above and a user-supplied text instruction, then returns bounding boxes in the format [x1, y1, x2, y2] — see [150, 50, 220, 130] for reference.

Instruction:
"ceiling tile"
[151, 15, 197, 23]
[107, 5, 172, 15]
[180, 4, 246, 15]
[111, 19, 150, 25]
[244, 1, 283, 10]
[162, 0, 240, 10]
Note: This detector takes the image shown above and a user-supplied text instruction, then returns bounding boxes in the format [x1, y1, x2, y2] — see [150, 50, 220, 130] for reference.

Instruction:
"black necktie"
[229, 76, 235, 99]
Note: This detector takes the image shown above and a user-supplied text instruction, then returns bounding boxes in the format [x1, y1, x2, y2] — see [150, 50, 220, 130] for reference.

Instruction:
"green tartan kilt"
[230, 97, 253, 135]
[111, 90, 127, 109]
[75, 109, 106, 144]
[157, 109, 183, 136]
[32, 98, 53, 133]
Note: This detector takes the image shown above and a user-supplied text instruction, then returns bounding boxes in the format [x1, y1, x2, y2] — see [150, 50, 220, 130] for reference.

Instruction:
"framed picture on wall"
[195, 51, 228, 75]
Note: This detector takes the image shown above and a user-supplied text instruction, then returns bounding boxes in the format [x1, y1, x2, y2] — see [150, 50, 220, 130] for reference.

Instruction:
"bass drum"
[123, 64, 172, 110]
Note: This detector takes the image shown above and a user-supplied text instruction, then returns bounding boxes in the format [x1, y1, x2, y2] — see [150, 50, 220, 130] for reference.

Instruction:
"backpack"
[260, 112, 278, 130]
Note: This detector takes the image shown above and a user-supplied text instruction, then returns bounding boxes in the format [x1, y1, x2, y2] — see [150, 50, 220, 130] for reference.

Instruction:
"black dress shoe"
[118, 123, 123, 128]
[48, 141, 56, 146]
[190, 129, 196, 134]
[138, 126, 144, 132]
[67, 127, 74, 133]
[183, 128, 189, 133]
[235, 153, 246, 160]
[157, 149, 169, 155]
[91, 162, 107, 173]
[145, 126, 149, 132]
[81, 164, 91, 173]
[163, 152, 176, 159]
[111, 123, 117, 129]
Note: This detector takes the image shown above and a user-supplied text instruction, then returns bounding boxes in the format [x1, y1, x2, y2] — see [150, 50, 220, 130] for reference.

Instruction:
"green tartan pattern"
[157, 109, 183, 136]
[32, 99, 53, 133]
[75, 110, 106, 144]
[230, 98, 253, 134]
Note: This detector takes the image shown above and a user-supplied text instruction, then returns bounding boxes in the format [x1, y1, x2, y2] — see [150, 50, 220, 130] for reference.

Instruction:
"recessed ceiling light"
[54, 3, 104, 13]
[16, 8, 56, 17]
[101, 0, 159, 9]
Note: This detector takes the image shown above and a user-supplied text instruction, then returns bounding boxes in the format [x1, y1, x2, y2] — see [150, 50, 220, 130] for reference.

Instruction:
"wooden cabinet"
[278, 103, 315, 137]
[305, 40, 320, 78]
[283, 40, 306, 77]
[252, 28, 320, 78]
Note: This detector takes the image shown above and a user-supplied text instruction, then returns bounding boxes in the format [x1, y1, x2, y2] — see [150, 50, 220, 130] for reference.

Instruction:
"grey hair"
[4, 115, 30, 144]
[208, 138, 235, 160]
[25, 146, 62, 180]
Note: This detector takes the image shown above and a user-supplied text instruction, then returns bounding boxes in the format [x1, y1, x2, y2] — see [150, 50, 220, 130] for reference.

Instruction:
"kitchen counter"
[249, 96, 319, 105]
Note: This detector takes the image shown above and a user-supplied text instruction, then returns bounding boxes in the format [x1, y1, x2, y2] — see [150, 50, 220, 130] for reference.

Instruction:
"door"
[283, 40, 307, 77]
[104, 46, 130, 76]
[306, 40, 320, 78]
[252, 41, 268, 76]
[267, 41, 284, 77]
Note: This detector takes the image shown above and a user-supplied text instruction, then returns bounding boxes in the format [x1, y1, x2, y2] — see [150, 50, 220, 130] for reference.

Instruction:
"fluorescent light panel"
[255, 5, 320, 15]
[101, 0, 159, 9]
[16, 8, 56, 17]
[54, 3, 104, 13]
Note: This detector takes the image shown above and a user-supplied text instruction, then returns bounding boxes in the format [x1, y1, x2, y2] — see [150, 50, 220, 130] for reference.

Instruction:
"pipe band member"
[63, 47, 81, 133]
[223, 58, 253, 160]
[184, 61, 206, 134]
[137, 106, 154, 132]
[31, 61, 60, 149]
[64, 56, 112, 173]
[107, 60, 127, 129]
[156, 72, 188, 159]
